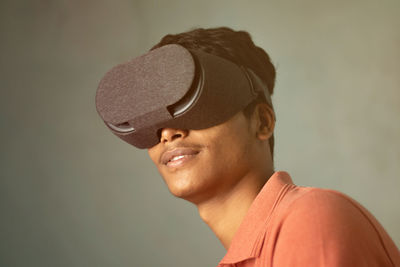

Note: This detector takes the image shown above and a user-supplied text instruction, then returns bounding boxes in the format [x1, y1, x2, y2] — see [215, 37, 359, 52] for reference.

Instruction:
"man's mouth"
[161, 147, 200, 167]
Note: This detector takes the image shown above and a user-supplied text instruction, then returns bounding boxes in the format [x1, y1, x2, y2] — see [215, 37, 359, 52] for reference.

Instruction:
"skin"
[148, 103, 275, 249]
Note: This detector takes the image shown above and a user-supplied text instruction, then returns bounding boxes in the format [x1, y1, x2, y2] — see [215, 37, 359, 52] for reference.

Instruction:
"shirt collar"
[218, 171, 294, 265]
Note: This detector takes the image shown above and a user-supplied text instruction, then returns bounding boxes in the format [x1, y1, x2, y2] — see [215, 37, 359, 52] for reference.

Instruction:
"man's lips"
[160, 147, 200, 165]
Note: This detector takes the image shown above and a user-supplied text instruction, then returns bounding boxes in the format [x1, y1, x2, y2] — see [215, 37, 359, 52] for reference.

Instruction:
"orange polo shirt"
[217, 171, 400, 267]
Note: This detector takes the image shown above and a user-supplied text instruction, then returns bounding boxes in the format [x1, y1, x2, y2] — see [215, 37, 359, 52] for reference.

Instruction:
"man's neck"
[196, 170, 273, 249]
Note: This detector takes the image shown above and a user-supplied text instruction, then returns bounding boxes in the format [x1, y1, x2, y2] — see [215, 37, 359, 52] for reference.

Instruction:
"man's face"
[147, 110, 262, 204]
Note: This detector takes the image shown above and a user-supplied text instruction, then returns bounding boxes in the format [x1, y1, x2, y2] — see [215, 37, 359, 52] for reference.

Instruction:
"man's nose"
[160, 128, 189, 144]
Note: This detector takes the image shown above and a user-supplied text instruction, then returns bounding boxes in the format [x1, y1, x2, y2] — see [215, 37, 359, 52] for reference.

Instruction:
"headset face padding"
[96, 44, 270, 149]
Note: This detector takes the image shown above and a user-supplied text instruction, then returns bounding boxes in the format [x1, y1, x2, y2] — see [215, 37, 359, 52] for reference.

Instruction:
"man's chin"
[160, 171, 218, 204]
[167, 184, 197, 201]
[166, 183, 211, 204]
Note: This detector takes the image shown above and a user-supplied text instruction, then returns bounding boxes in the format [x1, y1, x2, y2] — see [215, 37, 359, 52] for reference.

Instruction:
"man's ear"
[253, 103, 275, 141]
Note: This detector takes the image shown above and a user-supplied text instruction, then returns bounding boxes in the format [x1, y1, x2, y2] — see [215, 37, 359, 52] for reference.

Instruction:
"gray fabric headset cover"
[96, 44, 269, 148]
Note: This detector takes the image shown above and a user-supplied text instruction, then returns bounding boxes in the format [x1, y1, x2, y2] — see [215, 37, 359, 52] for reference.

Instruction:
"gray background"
[1, 0, 399, 266]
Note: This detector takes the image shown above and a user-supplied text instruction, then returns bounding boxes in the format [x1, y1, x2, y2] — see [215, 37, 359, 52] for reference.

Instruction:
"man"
[96, 27, 400, 266]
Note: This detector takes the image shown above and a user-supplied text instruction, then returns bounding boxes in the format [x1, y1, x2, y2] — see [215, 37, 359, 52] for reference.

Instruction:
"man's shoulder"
[276, 185, 384, 244]
[268, 185, 400, 266]
[280, 186, 366, 219]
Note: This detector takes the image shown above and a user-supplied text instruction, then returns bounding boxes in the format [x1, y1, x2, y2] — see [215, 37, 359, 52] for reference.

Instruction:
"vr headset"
[96, 44, 272, 149]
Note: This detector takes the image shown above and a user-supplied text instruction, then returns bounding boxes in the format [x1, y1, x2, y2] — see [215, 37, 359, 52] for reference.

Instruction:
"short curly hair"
[151, 27, 276, 159]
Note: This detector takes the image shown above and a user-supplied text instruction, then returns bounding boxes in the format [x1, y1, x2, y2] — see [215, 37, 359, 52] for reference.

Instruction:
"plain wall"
[1, 0, 399, 266]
